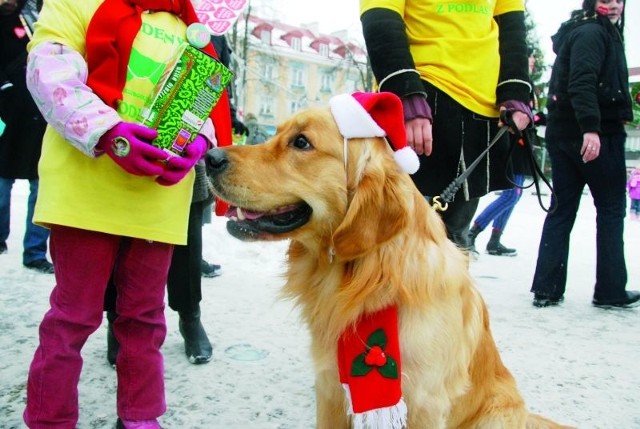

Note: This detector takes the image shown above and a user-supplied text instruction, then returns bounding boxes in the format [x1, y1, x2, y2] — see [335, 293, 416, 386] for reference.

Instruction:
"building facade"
[227, 14, 369, 136]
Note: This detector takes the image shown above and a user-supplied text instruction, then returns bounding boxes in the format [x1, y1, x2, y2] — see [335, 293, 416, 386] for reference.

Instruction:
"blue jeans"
[473, 174, 525, 232]
[530, 134, 628, 301]
[0, 177, 50, 264]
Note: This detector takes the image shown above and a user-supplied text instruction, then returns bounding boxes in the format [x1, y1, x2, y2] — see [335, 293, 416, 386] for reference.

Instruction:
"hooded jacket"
[545, 12, 632, 138]
[0, 0, 46, 180]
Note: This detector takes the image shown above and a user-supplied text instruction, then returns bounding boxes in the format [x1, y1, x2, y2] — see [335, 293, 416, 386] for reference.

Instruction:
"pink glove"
[97, 122, 167, 176]
[156, 135, 208, 186]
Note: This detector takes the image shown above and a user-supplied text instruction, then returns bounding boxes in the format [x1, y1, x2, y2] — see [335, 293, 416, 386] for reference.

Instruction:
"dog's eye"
[290, 135, 313, 151]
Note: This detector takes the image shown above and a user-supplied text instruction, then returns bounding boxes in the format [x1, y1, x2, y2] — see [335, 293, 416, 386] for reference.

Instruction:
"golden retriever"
[205, 105, 573, 429]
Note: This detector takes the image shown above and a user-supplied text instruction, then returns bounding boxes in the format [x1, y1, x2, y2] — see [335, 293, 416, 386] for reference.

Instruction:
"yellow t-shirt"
[29, 0, 194, 244]
[360, 0, 525, 117]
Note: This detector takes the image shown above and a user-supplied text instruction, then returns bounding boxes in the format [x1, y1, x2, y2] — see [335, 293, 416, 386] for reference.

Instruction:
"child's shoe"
[116, 418, 162, 429]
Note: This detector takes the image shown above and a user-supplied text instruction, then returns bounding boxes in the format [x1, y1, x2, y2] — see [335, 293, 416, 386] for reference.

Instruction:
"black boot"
[106, 311, 119, 368]
[466, 224, 483, 259]
[179, 305, 213, 364]
[467, 224, 482, 248]
[486, 229, 517, 256]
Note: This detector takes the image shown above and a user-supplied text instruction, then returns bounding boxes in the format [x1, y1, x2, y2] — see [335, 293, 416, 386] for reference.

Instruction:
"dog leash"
[431, 110, 554, 213]
[431, 111, 511, 212]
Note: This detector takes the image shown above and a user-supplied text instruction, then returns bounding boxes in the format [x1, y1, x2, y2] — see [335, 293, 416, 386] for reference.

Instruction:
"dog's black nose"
[205, 148, 228, 177]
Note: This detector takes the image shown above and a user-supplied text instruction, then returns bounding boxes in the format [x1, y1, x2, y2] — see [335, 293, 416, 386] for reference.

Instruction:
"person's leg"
[473, 189, 516, 231]
[201, 200, 212, 226]
[113, 237, 172, 420]
[24, 225, 118, 427]
[200, 200, 221, 276]
[104, 276, 119, 367]
[490, 175, 525, 232]
[486, 175, 524, 256]
[0, 177, 14, 252]
[631, 199, 640, 217]
[438, 196, 479, 250]
[167, 201, 212, 364]
[468, 185, 519, 253]
[586, 134, 629, 303]
[167, 201, 203, 313]
[531, 141, 584, 304]
[23, 179, 52, 266]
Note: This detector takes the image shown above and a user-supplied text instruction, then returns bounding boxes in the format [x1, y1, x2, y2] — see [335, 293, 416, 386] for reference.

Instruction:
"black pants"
[531, 133, 628, 301]
[105, 200, 204, 315]
[428, 196, 479, 249]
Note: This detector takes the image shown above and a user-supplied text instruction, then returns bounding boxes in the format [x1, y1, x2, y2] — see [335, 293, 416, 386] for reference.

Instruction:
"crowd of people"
[0, 0, 637, 427]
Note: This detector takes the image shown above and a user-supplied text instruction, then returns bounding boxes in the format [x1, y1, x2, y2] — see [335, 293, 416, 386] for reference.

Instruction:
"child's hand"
[97, 122, 167, 176]
[156, 135, 208, 186]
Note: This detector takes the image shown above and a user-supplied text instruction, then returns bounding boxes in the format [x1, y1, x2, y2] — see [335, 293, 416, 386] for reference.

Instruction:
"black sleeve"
[567, 25, 608, 133]
[494, 11, 530, 104]
[0, 70, 10, 86]
[360, 8, 424, 97]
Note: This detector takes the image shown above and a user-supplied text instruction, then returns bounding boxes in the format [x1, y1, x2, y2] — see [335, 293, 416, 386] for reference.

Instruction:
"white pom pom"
[393, 147, 420, 174]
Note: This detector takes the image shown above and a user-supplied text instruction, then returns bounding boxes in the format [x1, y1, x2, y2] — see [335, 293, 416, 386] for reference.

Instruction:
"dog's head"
[206, 106, 421, 261]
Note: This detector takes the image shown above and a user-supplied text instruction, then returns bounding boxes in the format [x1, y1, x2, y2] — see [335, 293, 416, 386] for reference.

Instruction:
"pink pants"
[24, 225, 174, 428]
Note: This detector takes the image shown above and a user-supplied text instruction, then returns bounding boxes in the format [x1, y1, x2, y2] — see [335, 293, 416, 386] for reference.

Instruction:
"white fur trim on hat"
[393, 146, 420, 175]
[329, 94, 385, 139]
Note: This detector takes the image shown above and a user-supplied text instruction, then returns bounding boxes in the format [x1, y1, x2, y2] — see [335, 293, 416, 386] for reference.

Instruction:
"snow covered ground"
[1, 180, 639, 428]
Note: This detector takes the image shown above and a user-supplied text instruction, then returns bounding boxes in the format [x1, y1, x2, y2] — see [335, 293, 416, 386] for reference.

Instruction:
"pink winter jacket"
[627, 170, 640, 200]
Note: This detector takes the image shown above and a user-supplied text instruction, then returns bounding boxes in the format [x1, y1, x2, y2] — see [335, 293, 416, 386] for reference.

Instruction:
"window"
[261, 61, 275, 81]
[260, 30, 271, 44]
[289, 100, 299, 115]
[320, 72, 334, 92]
[291, 37, 301, 51]
[259, 96, 274, 116]
[291, 67, 305, 88]
[319, 43, 329, 57]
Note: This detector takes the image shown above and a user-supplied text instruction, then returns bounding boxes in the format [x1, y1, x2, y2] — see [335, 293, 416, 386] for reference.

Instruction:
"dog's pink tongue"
[225, 207, 264, 220]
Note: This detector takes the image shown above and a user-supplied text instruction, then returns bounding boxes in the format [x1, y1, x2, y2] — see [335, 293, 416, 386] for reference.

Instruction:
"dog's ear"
[332, 144, 409, 260]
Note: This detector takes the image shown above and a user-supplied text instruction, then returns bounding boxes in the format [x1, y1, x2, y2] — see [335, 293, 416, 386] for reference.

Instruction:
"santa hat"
[329, 92, 420, 174]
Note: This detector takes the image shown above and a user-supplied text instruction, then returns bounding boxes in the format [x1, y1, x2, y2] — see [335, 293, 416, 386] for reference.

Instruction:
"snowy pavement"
[1, 180, 639, 428]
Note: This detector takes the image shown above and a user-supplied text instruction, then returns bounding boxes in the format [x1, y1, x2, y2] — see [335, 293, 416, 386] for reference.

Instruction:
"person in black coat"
[530, 0, 639, 309]
[0, 0, 53, 273]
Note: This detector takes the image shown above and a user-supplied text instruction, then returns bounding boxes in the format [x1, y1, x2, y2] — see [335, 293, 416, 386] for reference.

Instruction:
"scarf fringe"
[343, 384, 408, 429]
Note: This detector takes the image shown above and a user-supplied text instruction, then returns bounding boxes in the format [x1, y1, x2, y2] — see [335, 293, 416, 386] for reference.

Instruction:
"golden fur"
[207, 107, 573, 429]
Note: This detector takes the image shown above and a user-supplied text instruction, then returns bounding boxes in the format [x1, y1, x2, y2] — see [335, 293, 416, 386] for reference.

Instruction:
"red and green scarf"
[338, 306, 407, 428]
[85, 0, 232, 149]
